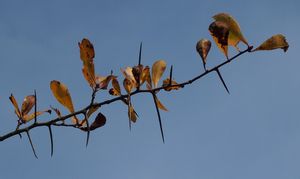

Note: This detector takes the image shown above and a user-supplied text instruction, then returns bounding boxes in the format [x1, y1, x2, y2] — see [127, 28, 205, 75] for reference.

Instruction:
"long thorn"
[26, 131, 38, 159]
[138, 42, 142, 66]
[169, 65, 173, 86]
[203, 63, 207, 71]
[48, 126, 54, 157]
[216, 68, 230, 94]
[152, 93, 165, 143]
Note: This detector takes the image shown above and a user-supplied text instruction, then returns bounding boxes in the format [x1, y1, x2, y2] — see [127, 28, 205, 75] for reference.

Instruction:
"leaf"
[121, 67, 137, 86]
[123, 78, 134, 94]
[80, 105, 101, 126]
[162, 78, 181, 91]
[209, 21, 230, 59]
[78, 38, 95, 62]
[128, 104, 138, 123]
[50, 80, 78, 124]
[196, 39, 211, 69]
[81, 112, 106, 131]
[141, 66, 152, 89]
[253, 34, 289, 52]
[22, 110, 51, 123]
[154, 95, 168, 111]
[9, 94, 21, 118]
[95, 75, 115, 89]
[152, 60, 167, 88]
[109, 78, 121, 96]
[132, 65, 143, 87]
[213, 13, 249, 49]
[79, 39, 96, 88]
[21, 95, 36, 116]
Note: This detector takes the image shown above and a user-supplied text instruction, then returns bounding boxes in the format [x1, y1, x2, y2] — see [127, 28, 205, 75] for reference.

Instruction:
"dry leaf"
[141, 66, 152, 89]
[96, 75, 115, 89]
[22, 110, 51, 123]
[81, 112, 106, 131]
[154, 95, 168, 111]
[209, 21, 230, 59]
[162, 78, 181, 91]
[123, 78, 134, 94]
[78, 38, 95, 62]
[21, 95, 36, 116]
[213, 13, 249, 49]
[253, 34, 289, 52]
[128, 104, 137, 123]
[9, 94, 21, 118]
[50, 80, 78, 124]
[196, 39, 211, 66]
[152, 60, 167, 88]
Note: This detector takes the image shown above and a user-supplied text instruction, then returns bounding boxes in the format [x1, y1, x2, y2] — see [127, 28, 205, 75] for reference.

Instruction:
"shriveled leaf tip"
[253, 34, 289, 52]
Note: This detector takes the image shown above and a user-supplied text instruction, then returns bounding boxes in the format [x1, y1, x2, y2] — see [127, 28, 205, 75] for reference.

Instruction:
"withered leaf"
[152, 60, 167, 88]
[162, 78, 181, 91]
[9, 94, 21, 118]
[209, 21, 230, 59]
[81, 112, 106, 131]
[196, 39, 211, 66]
[21, 95, 36, 116]
[154, 95, 168, 111]
[253, 34, 289, 52]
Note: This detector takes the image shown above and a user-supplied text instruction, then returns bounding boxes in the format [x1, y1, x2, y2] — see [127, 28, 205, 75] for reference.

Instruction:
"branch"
[0, 46, 253, 142]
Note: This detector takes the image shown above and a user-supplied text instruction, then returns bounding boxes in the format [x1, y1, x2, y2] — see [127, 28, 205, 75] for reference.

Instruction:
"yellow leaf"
[22, 110, 51, 123]
[209, 21, 229, 59]
[253, 34, 289, 52]
[154, 95, 168, 111]
[82, 62, 96, 88]
[213, 13, 249, 50]
[162, 78, 181, 91]
[21, 95, 35, 116]
[196, 39, 211, 65]
[152, 60, 167, 88]
[9, 94, 21, 118]
[50, 80, 78, 124]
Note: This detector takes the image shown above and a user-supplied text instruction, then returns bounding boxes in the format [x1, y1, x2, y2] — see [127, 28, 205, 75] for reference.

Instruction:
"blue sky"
[0, 0, 299, 178]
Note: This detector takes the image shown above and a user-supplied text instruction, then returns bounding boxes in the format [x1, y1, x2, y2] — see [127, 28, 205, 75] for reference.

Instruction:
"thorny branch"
[0, 46, 253, 144]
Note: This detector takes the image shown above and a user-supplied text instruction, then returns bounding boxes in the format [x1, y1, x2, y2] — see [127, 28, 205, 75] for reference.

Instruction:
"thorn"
[26, 131, 38, 159]
[48, 126, 54, 157]
[216, 68, 230, 94]
[203, 63, 207, 72]
[85, 116, 90, 148]
[169, 65, 173, 86]
[138, 42, 143, 66]
[152, 93, 165, 143]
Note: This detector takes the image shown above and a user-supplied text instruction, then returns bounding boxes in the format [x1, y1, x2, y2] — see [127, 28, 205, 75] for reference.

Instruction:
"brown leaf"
[22, 110, 51, 123]
[209, 21, 230, 59]
[196, 39, 211, 65]
[78, 38, 95, 62]
[141, 66, 152, 89]
[9, 94, 21, 118]
[253, 34, 289, 52]
[81, 112, 106, 131]
[162, 78, 181, 91]
[154, 95, 168, 111]
[128, 104, 138, 123]
[123, 78, 134, 94]
[152, 60, 167, 88]
[21, 95, 36, 116]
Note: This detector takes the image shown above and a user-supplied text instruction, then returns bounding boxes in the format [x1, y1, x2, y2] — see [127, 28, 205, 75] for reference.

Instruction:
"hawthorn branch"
[0, 46, 253, 143]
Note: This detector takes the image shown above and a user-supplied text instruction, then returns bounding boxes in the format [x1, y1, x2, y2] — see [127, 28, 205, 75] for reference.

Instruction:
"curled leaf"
[21, 95, 36, 116]
[162, 78, 181, 91]
[213, 13, 249, 49]
[152, 60, 167, 88]
[253, 34, 289, 52]
[50, 106, 62, 118]
[196, 39, 211, 66]
[9, 94, 21, 118]
[50, 80, 78, 124]
[109, 78, 121, 96]
[209, 21, 229, 59]
[96, 75, 115, 89]
[132, 65, 143, 87]
[81, 112, 106, 131]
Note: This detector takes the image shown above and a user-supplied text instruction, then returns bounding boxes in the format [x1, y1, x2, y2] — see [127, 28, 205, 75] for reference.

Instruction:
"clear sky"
[0, 0, 299, 178]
